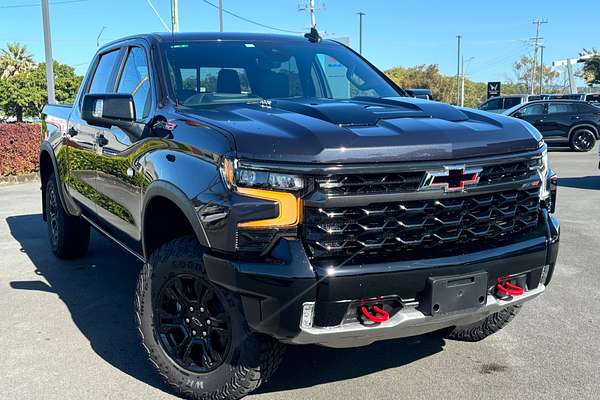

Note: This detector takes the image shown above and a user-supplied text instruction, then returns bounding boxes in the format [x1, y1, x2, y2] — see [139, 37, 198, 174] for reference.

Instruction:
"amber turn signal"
[237, 187, 303, 229]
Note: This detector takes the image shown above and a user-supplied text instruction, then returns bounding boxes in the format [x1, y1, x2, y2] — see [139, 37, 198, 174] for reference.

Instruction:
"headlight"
[220, 159, 304, 229]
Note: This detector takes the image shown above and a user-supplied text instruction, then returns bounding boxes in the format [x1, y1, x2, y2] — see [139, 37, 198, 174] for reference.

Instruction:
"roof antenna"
[305, 27, 322, 43]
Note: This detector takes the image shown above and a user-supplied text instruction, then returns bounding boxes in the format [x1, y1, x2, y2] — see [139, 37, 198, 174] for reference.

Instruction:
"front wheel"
[444, 305, 521, 342]
[135, 236, 284, 400]
[45, 173, 90, 258]
[569, 128, 596, 152]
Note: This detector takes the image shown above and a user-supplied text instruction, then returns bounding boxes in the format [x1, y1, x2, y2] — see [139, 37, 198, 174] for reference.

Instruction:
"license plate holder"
[425, 271, 488, 316]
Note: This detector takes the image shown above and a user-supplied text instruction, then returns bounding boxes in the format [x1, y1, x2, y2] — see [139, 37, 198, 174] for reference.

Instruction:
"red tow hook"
[360, 304, 390, 323]
[495, 276, 525, 298]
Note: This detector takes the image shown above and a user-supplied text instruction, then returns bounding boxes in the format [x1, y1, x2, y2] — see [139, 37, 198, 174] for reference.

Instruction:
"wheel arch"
[141, 181, 210, 260]
[39, 142, 70, 221]
[568, 123, 599, 140]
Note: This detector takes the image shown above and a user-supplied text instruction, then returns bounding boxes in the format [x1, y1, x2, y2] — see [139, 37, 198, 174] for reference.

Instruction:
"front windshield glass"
[161, 40, 401, 106]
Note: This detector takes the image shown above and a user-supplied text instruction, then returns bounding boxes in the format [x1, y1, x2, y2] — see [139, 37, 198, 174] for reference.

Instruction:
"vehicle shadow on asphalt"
[257, 334, 445, 394]
[558, 176, 600, 190]
[7, 213, 447, 397]
[6, 213, 172, 395]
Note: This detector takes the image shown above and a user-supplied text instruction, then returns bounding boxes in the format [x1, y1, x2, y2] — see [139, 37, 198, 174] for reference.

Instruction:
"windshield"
[160, 40, 401, 106]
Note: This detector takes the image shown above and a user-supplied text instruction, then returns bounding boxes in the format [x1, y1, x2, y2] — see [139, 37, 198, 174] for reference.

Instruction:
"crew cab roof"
[100, 32, 323, 50]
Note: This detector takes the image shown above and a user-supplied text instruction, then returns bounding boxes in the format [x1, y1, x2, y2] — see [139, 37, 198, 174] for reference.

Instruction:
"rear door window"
[547, 103, 578, 114]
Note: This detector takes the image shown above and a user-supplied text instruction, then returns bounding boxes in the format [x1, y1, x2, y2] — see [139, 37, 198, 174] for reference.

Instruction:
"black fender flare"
[39, 141, 79, 219]
[568, 123, 599, 140]
[141, 180, 211, 259]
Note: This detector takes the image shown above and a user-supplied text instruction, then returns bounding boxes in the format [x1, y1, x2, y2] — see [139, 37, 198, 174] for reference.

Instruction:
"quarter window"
[503, 97, 521, 109]
[117, 47, 152, 119]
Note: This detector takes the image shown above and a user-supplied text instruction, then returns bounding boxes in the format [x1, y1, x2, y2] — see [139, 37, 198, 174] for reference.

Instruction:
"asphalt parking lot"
[1, 145, 599, 400]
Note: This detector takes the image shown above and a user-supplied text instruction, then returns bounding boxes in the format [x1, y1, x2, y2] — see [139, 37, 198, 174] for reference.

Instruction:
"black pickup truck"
[40, 32, 560, 400]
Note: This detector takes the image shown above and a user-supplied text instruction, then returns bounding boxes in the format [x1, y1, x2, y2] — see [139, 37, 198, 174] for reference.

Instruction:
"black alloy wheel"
[47, 182, 60, 249]
[570, 129, 596, 152]
[155, 274, 231, 373]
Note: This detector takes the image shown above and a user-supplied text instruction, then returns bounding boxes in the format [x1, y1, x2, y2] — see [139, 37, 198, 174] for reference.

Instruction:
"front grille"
[303, 188, 541, 266]
[315, 159, 539, 197]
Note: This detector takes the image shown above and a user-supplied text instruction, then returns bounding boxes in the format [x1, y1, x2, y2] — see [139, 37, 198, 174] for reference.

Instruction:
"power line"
[145, 0, 171, 32]
[201, 0, 303, 34]
[0, 0, 88, 8]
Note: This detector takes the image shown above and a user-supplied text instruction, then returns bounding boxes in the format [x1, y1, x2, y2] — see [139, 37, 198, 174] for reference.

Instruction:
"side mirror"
[513, 111, 524, 119]
[82, 93, 135, 128]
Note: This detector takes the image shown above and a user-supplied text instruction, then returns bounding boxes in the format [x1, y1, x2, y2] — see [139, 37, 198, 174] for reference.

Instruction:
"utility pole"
[539, 45, 545, 95]
[41, 0, 55, 104]
[456, 35, 462, 106]
[309, 0, 316, 28]
[219, 0, 224, 32]
[460, 55, 465, 107]
[171, 0, 180, 32]
[357, 11, 365, 55]
[530, 18, 547, 94]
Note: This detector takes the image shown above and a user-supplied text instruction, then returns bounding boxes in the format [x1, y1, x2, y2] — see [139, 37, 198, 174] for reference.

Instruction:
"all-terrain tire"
[45, 173, 90, 259]
[569, 128, 596, 152]
[135, 235, 285, 400]
[444, 305, 522, 342]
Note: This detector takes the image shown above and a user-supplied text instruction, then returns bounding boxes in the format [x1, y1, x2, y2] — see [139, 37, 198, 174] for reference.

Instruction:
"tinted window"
[117, 47, 152, 119]
[547, 103, 578, 114]
[585, 94, 600, 102]
[520, 104, 544, 116]
[481, 98, 502, 110]
[88, 50, 120, 94]
[161, 41, 400, 106]
[503, 97, 522, 108]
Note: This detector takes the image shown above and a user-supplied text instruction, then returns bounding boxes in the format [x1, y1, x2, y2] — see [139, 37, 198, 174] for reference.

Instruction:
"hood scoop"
[270, 98, 431, 126]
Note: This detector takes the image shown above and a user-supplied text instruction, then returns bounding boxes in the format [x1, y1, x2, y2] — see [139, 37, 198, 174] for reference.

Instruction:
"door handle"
[96, 134, 108, 147]
[67, 127, 78, 137]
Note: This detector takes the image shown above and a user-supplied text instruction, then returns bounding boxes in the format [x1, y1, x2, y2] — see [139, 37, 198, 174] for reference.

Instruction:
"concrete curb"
[0, 173, 40, 186]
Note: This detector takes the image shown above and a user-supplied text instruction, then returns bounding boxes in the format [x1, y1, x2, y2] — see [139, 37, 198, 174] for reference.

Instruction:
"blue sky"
[0, 0, 595, 83]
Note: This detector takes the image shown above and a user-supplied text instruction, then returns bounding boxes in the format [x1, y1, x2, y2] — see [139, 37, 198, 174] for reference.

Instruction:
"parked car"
[478, 94, 540, 113]
[40, 32, 559, 400]
[504, 99, 600, 151]
[405, 88, 433, 100]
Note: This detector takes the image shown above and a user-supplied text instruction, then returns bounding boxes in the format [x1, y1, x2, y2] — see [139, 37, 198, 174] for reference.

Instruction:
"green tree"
[0, 42, 35, 80]
[0, 61, 82, 122]
[579, 48, 600, 86]
[510, 55, 559, 94]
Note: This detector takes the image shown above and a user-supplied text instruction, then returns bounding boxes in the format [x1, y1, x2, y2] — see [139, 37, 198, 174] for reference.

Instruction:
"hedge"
[0, 123, 41, 176]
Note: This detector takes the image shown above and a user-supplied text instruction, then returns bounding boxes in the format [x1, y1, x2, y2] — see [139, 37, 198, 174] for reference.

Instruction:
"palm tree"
[0, 42, 35, 80]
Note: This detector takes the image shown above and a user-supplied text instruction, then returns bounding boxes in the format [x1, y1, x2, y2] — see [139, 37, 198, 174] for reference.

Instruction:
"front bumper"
[204, 210, 560, 347]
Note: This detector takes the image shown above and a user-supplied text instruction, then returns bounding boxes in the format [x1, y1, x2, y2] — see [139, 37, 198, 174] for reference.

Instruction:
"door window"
[503, 97, 522, 109]
[88, 50, 120, 94]
[520, 104, 544, 116]
[547, 103, 577, 114]
[117, 47, 152, 120]
[481, 98, 502, 110]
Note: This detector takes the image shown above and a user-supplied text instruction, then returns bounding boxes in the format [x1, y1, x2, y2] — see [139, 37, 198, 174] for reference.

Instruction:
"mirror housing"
[512, 111, 524, 119]
[82, 93, 135, 128]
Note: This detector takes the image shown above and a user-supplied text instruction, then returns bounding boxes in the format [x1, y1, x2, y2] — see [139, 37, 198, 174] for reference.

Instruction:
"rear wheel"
[135, 236, 284, 400]
[444, 305, 521, 342]
[569, 128, 596, 152]
[45, 173, 90, 258]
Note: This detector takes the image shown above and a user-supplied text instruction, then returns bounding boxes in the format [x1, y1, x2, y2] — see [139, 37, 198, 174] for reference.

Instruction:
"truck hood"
[182, 97, 541, 164]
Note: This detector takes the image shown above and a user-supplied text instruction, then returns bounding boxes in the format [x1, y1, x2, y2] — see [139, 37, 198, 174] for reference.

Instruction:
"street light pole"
[357, 11, 365, 55]
[456, 35, 462, 106]
[171, 0, 180, 32]
[539, 45, 545, 95]
[460, 55, 465, 107]
[41, 0, 55, 104]
[219, 0, 224, 32]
